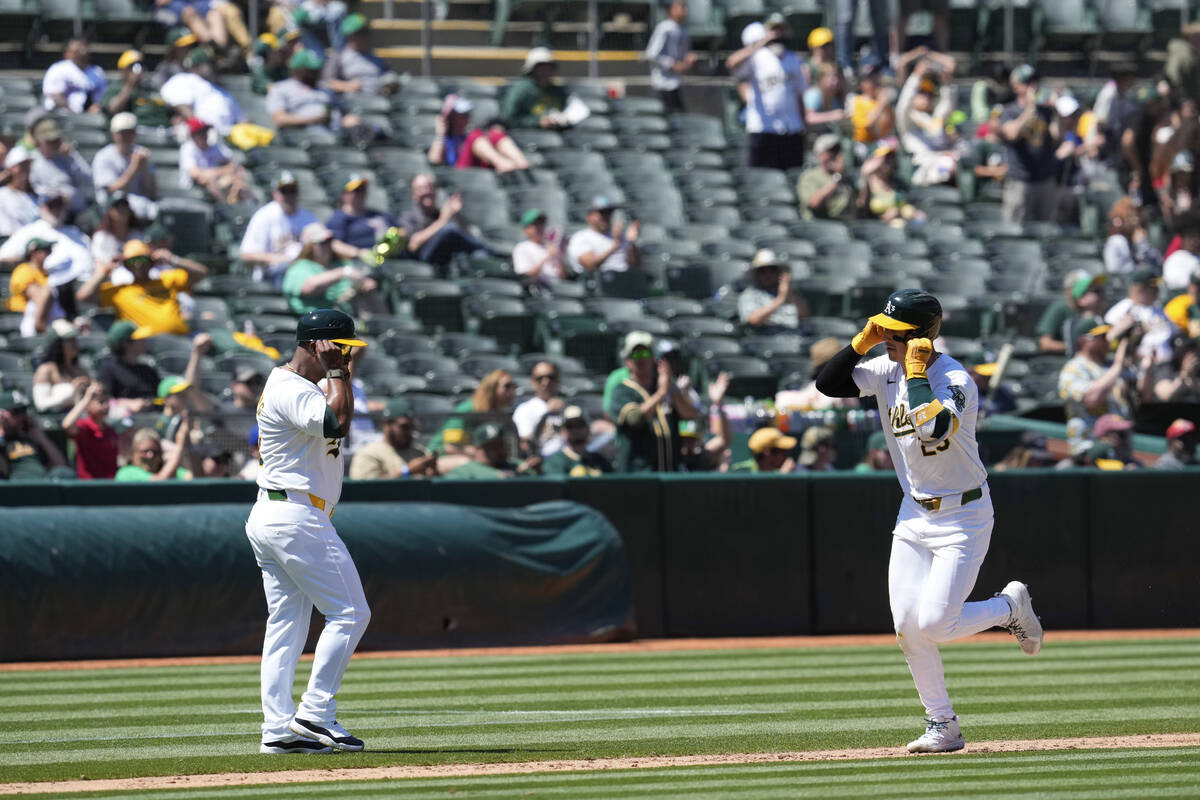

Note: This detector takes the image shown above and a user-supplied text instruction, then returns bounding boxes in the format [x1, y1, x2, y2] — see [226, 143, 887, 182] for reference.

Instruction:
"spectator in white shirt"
[645, 0, 696, 112]
[512, 208, 566, 288]
[0, 147, 39, 237]
[90, 193, 142, 267]
[1162, 210, 1200, 290]
[512, 361, 565, 456]
[238, 170, 318, 288]
[91, 112, 158, 221]
[42, 38, 107, 114]
[178, 116, 252, 204]
[28, 117, 93, 219]
[725, 13, 808, 169]
[566, 195, 640, 274]
[0, 192, 94, 333]
[159, 46, 244, 135]
[1104, 269, 1176, 364]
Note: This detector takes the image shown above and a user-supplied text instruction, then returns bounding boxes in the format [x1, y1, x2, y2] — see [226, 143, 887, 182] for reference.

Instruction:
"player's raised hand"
[313, 339, 346, 372]
[851, 319, 886, 355]
[904, 337, 934, 380]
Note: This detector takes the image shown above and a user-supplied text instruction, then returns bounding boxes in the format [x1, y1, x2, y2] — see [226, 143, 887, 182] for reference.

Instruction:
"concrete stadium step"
[360, 0, 493, 22]
[369, 18, 646, 50]
[377, 45, 645, 78]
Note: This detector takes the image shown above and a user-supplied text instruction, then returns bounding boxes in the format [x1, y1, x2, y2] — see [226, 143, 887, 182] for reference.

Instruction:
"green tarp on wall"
[0, 501, 633, 662]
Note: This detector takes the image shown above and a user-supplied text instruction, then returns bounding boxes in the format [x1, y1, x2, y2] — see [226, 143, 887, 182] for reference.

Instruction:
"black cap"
[295, 308, 368, 346]
[869, 288, 942, 340]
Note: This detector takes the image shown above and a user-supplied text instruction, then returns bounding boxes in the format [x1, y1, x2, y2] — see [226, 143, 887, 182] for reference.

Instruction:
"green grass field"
[3, 636, 1199, 798]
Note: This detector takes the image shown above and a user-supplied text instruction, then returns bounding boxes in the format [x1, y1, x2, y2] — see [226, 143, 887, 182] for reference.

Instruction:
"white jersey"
[852, 352, 986, 500]
[255, 367, 345, 506]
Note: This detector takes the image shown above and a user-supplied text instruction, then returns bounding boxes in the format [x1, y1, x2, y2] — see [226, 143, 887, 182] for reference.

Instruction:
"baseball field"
[3, 632, 1199, 798]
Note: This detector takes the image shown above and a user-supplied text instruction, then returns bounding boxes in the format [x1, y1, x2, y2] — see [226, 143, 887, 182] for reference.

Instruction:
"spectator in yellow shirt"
[76, 239, 207, 336]
[6, 237, 70, 337]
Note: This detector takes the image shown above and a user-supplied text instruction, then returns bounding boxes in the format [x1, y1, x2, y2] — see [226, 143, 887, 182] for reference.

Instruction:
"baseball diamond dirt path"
[3, 629, 1199, 672]
[2, 734, 1199, 795]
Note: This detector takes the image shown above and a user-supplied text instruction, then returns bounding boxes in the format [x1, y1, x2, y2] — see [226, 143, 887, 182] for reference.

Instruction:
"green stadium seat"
[465, 295, 536, 351]
[395, 279, 465, 332]
[460, 353, 522, 379]
[381, 334, 440, 357]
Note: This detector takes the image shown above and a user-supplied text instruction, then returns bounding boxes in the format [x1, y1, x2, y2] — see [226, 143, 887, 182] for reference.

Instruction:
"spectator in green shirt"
[445, 422, 531, 479]
[102, 49, 173, 128]
[115, 425, 192, 481]
[1037, 270, 1107, 355]
[500, 47, 569, 129]
[797, 133, 858, 220]
[542, 406, 612, 476]
[0, 389, 70, 480]
[604, 331, 698, 472]
[282, 222, 387, 316]
[249, 32, 294, 95]
[854, 429, 893, 472]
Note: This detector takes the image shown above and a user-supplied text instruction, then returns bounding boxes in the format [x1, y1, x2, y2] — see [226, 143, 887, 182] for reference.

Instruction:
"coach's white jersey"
[852, 353, 987, 499]
[256, 367, 345, 505]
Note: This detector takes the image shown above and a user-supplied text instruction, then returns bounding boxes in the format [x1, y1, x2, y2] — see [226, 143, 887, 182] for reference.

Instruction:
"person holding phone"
[725, 13, 808, 170]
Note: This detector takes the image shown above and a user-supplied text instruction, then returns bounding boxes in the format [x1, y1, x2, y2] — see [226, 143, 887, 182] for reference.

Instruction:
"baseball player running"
[246, 308, 371, 754]
[816, 289, 1043, 753]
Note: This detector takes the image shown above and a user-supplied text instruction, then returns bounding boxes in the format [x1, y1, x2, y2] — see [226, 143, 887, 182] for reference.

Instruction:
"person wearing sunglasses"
[349, 397, 438, 479]
[815, 288, 1043, 754]
[512, 361, 564, 457]
[247, 308, 370, 755]
[541, 405, 612, 476]
[605, 331, 697, 472]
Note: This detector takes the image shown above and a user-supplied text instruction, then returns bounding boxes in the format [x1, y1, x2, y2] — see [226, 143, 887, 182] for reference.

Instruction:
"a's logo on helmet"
[885, 301, 896, 315]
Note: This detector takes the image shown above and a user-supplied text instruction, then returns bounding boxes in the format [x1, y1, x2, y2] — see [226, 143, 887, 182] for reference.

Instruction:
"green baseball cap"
[385, 397, 414, 419]
[519, 208, 546, 226]
[289, 48, 325, 71]
[1130, 268, 1161, 286]
[0, 389, 29, 411]
[157, 375, 191, 399]
[472, 422, 503, 446]
[166, 27, 198, 48]
[867, 430, 888, 451]
[184, 46, 213, 68]
[1071, 273, 1105, 300]
[24, 237, 54, 257]
[342, 12, 368, 36]
[106, 320, 156, 348]
[1011, 64, 1037, 85]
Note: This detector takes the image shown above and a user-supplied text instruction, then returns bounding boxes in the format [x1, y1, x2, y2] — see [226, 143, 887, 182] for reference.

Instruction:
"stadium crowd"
[2, 2, 1200, 482]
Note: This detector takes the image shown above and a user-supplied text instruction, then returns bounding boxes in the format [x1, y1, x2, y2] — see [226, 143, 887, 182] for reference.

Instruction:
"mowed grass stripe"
[6, 652, 1199, 704]
[17, 748, 1200, 799]
[8, 665, 1198, 719]
[4, 703, 1198, 766]
[9, 638, 1199, 690]
[2, 638, 1198, 782]
[16, 681, 1200, 730]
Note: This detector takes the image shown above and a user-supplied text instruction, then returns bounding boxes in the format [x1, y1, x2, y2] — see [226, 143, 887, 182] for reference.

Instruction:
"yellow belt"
[264, 488, 334, 517]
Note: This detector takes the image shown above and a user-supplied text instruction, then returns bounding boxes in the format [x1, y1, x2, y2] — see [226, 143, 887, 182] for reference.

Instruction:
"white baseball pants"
[888, 485, 1011, 721]
[245, 497, 371, 741]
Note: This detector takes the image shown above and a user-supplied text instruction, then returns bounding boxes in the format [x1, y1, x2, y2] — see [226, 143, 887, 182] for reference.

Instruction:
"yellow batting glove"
[851, 320, 886, 355]
[905, 337, 933, 380]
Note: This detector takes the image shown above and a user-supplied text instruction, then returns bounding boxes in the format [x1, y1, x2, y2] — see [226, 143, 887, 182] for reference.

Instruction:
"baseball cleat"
[906, 716, 965, 753]
[998, 580, 1043, 656]
[259, 733, 333, 754]
[290, 718, 365, 752]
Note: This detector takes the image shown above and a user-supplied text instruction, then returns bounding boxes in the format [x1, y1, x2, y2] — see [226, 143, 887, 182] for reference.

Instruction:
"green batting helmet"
[870, 289, 942, 340]
[295, 308, 368, 347]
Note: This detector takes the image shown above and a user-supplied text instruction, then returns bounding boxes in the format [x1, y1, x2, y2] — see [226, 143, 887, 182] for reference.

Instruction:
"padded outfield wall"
[0, 470, 1195, 660]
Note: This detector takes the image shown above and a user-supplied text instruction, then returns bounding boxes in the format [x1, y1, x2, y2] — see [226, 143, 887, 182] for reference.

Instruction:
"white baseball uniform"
[852, 352, 1011, 722]
[245, 366, 370, 743]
